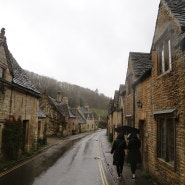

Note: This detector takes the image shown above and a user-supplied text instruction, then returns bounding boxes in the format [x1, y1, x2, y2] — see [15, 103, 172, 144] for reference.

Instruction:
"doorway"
[139, 120, 146, 169]
[22, 120, 29, 152]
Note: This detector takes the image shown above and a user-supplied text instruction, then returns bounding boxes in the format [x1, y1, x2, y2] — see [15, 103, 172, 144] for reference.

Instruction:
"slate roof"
[119, 84, 126, 95]
[129, 52, 151, 80]
[48, 96, 66, 116]
[0, 32, 40, 96]
[79, 107, 96, 120]
[38, 108, 46, 118]
[68, 106, 76, 118]
[9, 53, 40, 94]
[80, 107, 89, 114]
[108, 99, 114, 114]
[114, 90, 119, 106]
[164, 0, 185, 30]
[70, 108, 86, 124]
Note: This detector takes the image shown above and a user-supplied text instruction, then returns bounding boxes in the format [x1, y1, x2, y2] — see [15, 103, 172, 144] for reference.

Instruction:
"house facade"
[79, 106, 97, 132]
[0, 28, 41, 154]
[107, 85, 125, 141]
[108, 1, 185, 184]
[148, 1, 185, 184]
[70, 107, 86, 133]
[125, 52, 152, 171]
[40, 92, 98, 136]
[39, 93, 70, 137]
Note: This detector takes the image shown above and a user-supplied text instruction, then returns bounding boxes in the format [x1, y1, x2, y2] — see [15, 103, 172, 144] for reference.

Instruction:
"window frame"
[157, 35, 172, 75]
[156, 114, 176, 167]
[154, 26, 173, 77]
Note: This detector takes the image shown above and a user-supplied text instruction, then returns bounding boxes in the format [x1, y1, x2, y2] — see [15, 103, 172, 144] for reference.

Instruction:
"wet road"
[33, 131, 109, 185]
[0, 130, 113, 185]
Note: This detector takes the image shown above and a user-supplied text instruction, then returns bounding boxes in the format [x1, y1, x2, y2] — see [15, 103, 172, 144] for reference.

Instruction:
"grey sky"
[1, 0, 160, 98]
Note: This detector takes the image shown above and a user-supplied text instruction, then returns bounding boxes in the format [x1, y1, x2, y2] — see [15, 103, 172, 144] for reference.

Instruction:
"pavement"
[99, 130, 157, 185]
[47, 130, 157, 185]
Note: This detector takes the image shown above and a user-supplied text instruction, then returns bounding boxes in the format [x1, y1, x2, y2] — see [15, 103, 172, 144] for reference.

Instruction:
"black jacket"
[127, 134, 142, 164]
[111, 134, 126, 165]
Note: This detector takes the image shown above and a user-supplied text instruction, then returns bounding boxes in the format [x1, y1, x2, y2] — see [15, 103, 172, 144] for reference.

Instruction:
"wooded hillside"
[25, 70, 110, 110]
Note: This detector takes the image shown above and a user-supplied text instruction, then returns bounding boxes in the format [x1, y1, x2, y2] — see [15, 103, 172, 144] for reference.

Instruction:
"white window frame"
[157, 36, 172, 75]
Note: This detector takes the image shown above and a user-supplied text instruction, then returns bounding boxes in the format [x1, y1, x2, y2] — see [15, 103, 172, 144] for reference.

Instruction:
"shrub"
[141, 169, 151, 179]
[2, 116, 23, 160]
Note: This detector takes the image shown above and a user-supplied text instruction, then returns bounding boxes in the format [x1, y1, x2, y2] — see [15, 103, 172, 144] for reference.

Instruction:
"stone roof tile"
[129, 52, 151, 80]
[9, 53, 40, 94]
[38, 108, 46, 118]
[0, 31, 40, 95]
[70, 108, 86, 124]
[164, 0, 185, 29]
[119, 84, 126, 95]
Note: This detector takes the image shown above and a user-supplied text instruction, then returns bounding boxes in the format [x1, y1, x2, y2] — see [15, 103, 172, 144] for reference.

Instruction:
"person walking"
[127, 132, 142, 181]
[111, 132, 126, 179]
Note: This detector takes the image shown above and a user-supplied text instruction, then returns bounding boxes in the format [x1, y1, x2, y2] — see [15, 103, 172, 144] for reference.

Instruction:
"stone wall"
[39, 95, 60, 136]
[135, 75, 153, 171]
[0, 42, 39, 152]
[0, 87, 39, 152]
[149, 2, 185, 184]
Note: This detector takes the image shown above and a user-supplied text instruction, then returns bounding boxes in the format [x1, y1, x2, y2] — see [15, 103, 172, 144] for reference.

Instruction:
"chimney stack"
[56, 91, 62, 103]
[62, 96, 68, 104]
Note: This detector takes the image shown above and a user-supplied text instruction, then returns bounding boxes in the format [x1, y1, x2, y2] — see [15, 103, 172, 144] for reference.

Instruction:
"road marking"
[97, 135, 109, 185]
[0, 151, 45, 178]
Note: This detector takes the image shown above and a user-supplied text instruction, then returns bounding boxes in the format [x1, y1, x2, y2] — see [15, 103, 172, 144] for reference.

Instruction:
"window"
[126, 115, 132, 127]
[157, 37, 172, 75]
[157, 116, 175, 166]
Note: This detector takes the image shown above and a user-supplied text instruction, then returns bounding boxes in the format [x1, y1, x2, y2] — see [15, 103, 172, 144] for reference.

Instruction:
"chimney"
[62, 96, 68, 104]
[85, 105, 89, 112]
[56, 91, 62, 103]
[0, 28, 5, 37]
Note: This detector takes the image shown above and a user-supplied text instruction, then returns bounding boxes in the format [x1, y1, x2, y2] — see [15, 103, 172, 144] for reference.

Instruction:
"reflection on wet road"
[0, 130, 111, 185]
[33, 132, 106, 185]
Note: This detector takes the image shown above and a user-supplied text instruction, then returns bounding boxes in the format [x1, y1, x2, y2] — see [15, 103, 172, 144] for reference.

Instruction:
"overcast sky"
[0, 0, 160, 98]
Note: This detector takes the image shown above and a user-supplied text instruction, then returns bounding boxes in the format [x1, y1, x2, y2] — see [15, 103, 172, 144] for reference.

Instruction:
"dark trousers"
[131, 163, 137, 174]
[116, 160, 124, 176]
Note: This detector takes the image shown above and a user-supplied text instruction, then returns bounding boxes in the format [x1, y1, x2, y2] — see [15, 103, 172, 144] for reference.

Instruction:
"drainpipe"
[25, 93, 27, 120]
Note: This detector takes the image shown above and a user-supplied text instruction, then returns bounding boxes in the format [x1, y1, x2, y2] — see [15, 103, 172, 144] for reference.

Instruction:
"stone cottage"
[39, 92, 72, 137]
[148, 0, 185, 184]
[125, 52, 152, 171]
[0, 28, 41, 153]
[108, 0, 185, 184]
[69, 107, 86, 133]
[107, 85, 125, 141]
[79, 106, 98, 131]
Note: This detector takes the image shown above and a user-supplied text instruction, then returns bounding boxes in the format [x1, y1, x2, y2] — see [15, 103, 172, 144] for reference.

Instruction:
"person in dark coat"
[111, 133, 126, 179]
[127, 132, 142, 181]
